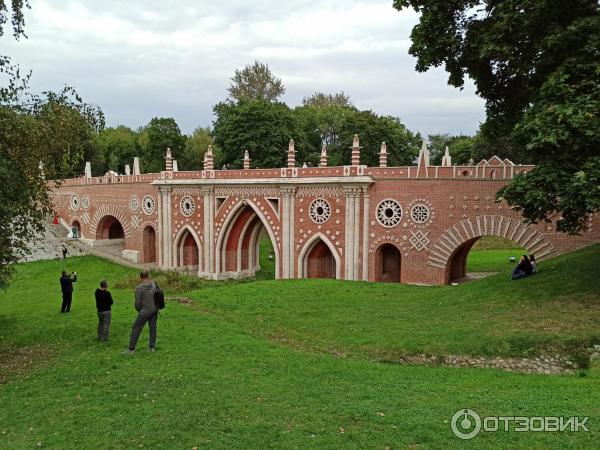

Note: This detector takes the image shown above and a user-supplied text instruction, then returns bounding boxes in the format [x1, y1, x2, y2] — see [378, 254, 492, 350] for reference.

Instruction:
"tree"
[337, 111, 421, 167]
[428, 134, 476, 165]
[96, 126, 139, 174]
[302, 91, 353, 108]
[138, 117, 186, 173]
[178, 126, 219, 171]
[394, 0, 600, 233]
[212, 99, 301, 168]
[227, 61, 285, 103]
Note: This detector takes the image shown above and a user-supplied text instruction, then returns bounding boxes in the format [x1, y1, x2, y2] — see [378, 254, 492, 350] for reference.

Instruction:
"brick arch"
[215, 199, 280, 278]
[297, 233, 341, 279]
[374, 242, 402, 282]
[89, 204, 132, 239]
[428, 215, 556, 281]
[173, 225, 202, 270]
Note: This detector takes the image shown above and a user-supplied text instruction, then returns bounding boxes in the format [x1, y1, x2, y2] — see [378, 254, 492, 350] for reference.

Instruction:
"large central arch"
[215, 199, 279, 279]
[428, 215, 556, 284]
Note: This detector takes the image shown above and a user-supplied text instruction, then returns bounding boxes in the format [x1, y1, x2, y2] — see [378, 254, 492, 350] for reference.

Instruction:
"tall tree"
[213, 99, 301, 168]
[302, 91, 353, 108]
[394, 0, 600, 233]
[227, 61, 285, 103]
[337, 111, 421, 167]
[428, 133, 476, 165]
[97, 125, 139, 174]
[138, 117, 186, 173]
[178, 126, 219, 171]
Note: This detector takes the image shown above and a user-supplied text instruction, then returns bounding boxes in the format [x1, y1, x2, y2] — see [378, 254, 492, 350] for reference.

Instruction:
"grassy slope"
[193, 245, 600, 359]
[0, 247, 598, 449]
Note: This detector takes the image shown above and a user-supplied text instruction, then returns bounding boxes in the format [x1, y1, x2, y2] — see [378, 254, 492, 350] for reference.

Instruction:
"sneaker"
[148, 347, 156, 352]
[122, 349, 135, 355]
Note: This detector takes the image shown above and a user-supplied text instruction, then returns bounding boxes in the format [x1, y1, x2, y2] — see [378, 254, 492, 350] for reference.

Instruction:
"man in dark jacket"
[95, 280, 113, 341]
[125, 270, 159, 354]
[59, 270, 77, 313]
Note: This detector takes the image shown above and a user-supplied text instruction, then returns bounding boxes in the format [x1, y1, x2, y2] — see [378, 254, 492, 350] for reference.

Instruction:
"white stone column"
[281, 187, 295, 279]
[343, 186, 355, 280]
[202, 187, 214, 275]
[158, 186, 173, 269]
[157, 190, 163, 267]
[353, 191, 360, 279]
[361, 186, 370, 281]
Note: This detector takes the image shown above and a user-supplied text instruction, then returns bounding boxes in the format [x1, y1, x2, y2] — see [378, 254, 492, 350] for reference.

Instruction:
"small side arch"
[297, 233, 341, 279]
[173, 225, 203, 271]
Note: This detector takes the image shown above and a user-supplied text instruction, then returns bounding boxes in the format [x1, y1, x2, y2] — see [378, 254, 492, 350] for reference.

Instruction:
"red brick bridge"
[50, 137, 599, 285]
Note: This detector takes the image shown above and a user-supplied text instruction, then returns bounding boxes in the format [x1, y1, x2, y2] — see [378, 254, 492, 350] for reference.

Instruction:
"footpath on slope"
[22, 222, 151, 271]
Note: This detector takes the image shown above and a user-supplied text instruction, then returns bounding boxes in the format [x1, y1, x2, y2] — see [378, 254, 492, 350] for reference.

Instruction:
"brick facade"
[51, 151, 600, 285]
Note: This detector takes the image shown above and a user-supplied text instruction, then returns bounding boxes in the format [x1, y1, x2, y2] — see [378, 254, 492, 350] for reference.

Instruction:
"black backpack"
[153, 282, 165, 310]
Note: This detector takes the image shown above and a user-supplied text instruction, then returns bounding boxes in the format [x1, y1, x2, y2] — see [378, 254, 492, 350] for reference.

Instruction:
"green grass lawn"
[0, 245, 599, 449]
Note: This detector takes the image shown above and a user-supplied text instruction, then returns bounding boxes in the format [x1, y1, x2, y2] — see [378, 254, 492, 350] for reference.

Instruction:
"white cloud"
[2, 0, 485, 135]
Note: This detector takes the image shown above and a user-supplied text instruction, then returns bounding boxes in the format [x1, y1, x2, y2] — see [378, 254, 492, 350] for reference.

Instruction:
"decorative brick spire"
[243, 149, 250, 170]
[416, 140, 430, 178]
[165, 147, 173, 171]
[379, 141, 388, 168]
[204, 145, 214, 171]
[287, 139, 296, 168]
[319, 145, 328, 167]
[350, 134, 361, 166]
[441, 146, 452, 167]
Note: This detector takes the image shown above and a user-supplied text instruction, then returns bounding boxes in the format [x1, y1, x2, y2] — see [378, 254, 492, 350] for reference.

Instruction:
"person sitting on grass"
[95, 280, 113, 341]
[530, 254, 537, 273]
[511, 255, 533, 280]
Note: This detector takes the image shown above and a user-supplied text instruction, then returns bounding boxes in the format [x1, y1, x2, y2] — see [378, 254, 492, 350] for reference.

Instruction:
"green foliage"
[178, 126, 218, 171]
[96, 125, 139, 175]
[1, 247, 599, 448]
[394, 0, 600, 233]
[227, 60, 285, 103]
[428, 133, 476, 165]
[302, 91, 353, 108]
[0, 0, 30, 39]
[0, 70, 104, 287]
[213, 99, 301, 168]
[137, 117, 186, 173]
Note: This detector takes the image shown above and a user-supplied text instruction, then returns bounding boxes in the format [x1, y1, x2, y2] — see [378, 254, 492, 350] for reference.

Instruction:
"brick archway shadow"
[215, 199, 280, 279]
[89, 204, 132, 240]
[428, 215, 556, 284]
[297, 233, 342, 279]
[173, 225, 203, 272]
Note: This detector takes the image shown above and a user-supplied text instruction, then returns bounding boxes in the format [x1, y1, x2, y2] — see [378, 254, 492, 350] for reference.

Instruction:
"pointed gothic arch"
[297, 233, 341, 279]
[173, 225, 203, 272]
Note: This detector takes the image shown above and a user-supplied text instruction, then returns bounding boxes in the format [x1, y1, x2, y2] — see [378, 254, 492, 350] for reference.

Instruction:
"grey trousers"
[128, 312, 157, 351]
[97, 311, 111, 340]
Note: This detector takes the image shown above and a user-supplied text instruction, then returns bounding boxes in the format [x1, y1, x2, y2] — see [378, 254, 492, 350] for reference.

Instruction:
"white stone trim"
[153, 176, 374, 186]
[172, 224, 203, 272]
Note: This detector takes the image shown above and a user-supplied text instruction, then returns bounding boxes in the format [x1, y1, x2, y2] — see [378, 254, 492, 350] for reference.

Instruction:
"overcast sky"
[3, 0, 485, 136]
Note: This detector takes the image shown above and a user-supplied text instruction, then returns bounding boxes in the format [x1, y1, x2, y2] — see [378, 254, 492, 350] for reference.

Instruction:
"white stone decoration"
[130, 215, 140, 229]
[70, 194, 81, 211]
[376, 199, 402, 228]
[130, 194, 140, 212]
[180, 196, 195, 217]
[82, 211, 90, 224]
[81, 195, 90, 209]
[309, 198, 331, 224]
[410, 204, 430, 223]
[142, 195, 156, 215]
[409, 230, 430, 252]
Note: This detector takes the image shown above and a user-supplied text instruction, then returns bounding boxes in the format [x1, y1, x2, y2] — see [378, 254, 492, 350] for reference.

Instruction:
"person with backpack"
[124, 270, 163, 354]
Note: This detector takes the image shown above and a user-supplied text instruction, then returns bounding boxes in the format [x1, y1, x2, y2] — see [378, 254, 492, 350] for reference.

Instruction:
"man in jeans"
[125, 270, 158, 354]
[59, 270, 77, 313]
[95, 280, 113, 341]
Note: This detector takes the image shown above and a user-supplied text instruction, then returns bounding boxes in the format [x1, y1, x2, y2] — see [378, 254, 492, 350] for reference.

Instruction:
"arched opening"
[447, 236, 525, 284]
[306, 240, 335, 279]
[375, 244, 401, 282]
[71, 220, 81, 239]
[174, 227, 201, 273]
[217, 202, 278, 279]
[143, 226, 156, 263]
[96, 215, 125, 240]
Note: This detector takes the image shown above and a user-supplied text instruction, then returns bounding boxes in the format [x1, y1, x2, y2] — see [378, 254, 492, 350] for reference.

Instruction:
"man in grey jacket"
[125, 270, 159, 354]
